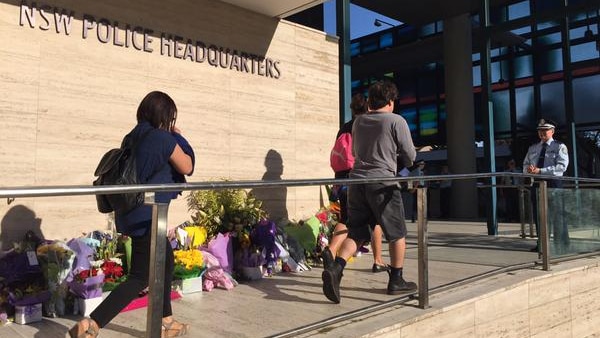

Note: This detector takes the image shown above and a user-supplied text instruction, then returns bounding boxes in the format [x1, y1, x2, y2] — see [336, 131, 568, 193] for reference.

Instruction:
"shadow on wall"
[0, 205, 45, 251]
[250, 149, 288, 223]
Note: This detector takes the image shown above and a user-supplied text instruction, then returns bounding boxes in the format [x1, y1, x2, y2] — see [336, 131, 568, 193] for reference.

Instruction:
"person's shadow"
[1, 204, 44, 252]
[250, 149, 288, 223]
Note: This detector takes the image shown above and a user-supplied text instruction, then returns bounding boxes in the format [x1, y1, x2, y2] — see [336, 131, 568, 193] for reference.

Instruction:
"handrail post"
[417, 187, 429, 309]
[146, 193, 169, 338]
[538, 181, 550, 271]
[519, 186, 526, 238]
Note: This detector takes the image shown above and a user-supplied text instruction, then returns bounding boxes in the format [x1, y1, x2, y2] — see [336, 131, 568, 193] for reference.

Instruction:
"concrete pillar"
[443, 13, 479, 219]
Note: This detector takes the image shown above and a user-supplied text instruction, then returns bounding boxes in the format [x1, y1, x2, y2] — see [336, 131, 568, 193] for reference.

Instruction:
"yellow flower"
[174, 249, 204, 271]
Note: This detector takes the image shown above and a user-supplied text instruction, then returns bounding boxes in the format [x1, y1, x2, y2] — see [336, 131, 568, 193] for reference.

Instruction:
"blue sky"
[323, 0, 402, 39]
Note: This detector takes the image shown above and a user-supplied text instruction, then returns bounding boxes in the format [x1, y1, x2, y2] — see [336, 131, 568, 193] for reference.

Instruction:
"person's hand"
[527, 165, 540, 174]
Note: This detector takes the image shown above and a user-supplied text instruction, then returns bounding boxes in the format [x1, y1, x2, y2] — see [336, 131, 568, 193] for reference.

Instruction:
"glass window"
[511, 26, 531, 35]
[536, 19, 560, 30]
[350, 42, 360, 57]
[491, 61, 508, 83]
[573, 75, 600, 124]
[473, 65, 482, 86]
[535, 0, 563, 13]
[540, 81, 565, 125]
[419, 23, 435, 37]
[508, 1, 530, 20]
[419, 104, 438, 136]
[514, 55, 533, 78]
[569, 25, 598, 40]
[536, 32, 562, 46]
[491, 90, 511, 133]
[396, 25, 417, 44]
[380, 32, 393, 48]
[515, 86, 535, 129]
[400, 106, 418, 135]
[472, 53, 481, 62]
[398, 76, 416, 104]
[417, 72, 437, 101]
[540, 48, 563, 73]
[361, 37, 379, 53]
[571, 42, 600, 63]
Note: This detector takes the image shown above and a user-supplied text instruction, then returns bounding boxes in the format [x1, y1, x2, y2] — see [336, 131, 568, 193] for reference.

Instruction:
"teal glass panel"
[491, 90, 510, 133]
[514, 55, 533, 78]
[540, 81, 565, 125]
[515, 86, 535, 129]
[547, 187, 600, 257]
[573, 75, 600, 124]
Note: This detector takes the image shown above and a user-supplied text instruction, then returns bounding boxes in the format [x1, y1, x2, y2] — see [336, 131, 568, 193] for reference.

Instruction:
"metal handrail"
[2, 172, 600, 337]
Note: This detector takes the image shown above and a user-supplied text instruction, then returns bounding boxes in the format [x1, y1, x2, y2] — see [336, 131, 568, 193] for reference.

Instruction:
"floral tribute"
[173, 249, 204, 280]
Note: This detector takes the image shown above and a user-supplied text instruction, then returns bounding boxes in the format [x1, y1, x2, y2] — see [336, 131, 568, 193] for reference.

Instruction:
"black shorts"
[346, 183, 407, 243]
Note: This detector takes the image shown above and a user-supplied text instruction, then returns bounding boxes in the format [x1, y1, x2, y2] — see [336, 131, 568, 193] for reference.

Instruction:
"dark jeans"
[91, 229, 174, 327]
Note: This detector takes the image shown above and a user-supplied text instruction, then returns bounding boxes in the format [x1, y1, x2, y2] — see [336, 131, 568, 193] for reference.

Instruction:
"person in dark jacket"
[69, 91, 194, 338]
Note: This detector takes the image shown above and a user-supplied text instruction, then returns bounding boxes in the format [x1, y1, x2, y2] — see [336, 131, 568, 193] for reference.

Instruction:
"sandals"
[68, 318, 99, 338]
[162, 319, 190, 337]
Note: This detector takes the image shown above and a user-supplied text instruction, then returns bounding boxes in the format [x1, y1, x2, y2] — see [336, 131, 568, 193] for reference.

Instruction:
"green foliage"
[186, 185, 267, 240]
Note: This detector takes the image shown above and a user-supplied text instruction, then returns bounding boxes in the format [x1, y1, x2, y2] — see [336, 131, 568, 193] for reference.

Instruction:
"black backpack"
[93, 130, 151, 214]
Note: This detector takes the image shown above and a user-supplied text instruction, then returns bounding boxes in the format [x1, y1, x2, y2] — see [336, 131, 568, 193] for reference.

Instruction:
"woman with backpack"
[69, 91, 194, 338]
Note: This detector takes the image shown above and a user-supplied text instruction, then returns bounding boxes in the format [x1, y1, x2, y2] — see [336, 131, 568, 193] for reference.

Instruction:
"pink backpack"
[330, 132, 354, 172]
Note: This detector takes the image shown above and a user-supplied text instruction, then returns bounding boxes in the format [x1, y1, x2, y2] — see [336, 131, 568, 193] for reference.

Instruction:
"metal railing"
[2, 172, 600, 337]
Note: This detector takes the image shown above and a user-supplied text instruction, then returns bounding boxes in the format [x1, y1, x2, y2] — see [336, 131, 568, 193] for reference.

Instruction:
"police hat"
[536, 118, 556, 130]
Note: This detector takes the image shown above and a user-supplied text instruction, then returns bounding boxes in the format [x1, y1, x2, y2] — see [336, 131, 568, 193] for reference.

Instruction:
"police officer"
[523, 118, 569, 252]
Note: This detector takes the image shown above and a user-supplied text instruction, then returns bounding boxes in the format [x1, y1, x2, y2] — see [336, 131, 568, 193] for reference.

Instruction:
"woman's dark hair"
[350, 93, 367, 117]
[367, 80, 398, 111]
[136, 91, 177, 130]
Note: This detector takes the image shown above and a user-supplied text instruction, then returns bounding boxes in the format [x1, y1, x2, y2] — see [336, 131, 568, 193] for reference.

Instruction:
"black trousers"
[91, 229, 175, 327]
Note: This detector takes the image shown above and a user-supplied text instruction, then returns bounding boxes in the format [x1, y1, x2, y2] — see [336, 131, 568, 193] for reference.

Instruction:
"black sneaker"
[387, 274, 417, 295]
[321, 247, 334, 270]
[322, 262, 343, 303]
[372, 263, 390, 273]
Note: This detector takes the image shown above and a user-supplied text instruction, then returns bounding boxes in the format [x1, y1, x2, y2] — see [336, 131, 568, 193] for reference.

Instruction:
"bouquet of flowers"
[173, 249, 204, 280]
[91, 232, 128, 291]
[36, 241, 74, 317]
[69, 266, 104, 299]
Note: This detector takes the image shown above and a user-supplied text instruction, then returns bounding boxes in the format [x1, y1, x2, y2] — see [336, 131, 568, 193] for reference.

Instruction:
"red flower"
[101, 260, 124, 280]
[75, 268, 100, 282]
[316, 211, 328, 223]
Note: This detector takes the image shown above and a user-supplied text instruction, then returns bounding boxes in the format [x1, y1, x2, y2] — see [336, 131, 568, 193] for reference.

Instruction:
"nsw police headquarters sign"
[18, 1, 282, 79]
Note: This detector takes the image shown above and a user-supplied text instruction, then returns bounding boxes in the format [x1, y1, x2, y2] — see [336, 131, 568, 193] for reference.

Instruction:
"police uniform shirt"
[522, 138, 569, 177]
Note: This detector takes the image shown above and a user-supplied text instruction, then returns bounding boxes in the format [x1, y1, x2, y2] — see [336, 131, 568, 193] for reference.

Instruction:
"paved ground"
[1, 221, 596, 338]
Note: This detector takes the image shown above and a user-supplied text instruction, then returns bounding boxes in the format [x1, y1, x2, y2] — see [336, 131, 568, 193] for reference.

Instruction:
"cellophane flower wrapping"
[36, 241, 74, 317]
[68, 270, 104, 299]
[249, 220, 280, 274]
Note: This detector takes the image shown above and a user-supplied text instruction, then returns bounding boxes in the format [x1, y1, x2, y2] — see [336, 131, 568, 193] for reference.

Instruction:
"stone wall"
[374, 261, 600, 337]
[0, 0, 339, 245]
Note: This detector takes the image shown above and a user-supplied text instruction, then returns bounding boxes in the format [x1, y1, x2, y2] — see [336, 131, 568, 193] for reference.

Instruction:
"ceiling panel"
[219, 0, 326, 18]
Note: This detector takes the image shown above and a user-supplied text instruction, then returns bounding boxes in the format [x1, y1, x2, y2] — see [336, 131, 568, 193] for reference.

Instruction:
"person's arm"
[522, 147, 532, 174]
[170, 143, 193, 175]
[395, 118, 416, 167]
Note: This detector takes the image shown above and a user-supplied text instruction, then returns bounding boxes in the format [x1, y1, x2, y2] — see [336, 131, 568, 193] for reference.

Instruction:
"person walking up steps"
[321, 80, 417, 304]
